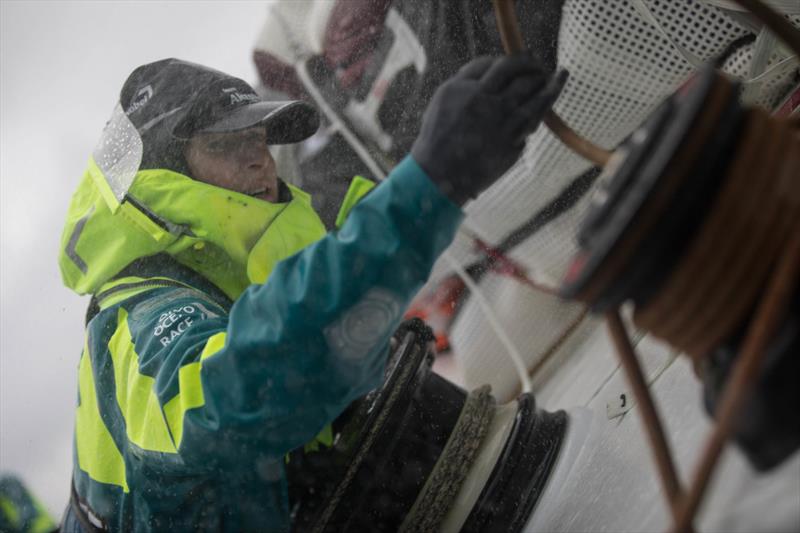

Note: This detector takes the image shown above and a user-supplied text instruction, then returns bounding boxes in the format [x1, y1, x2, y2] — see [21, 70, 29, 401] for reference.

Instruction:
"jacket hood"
[58, 158, 326, 300]
[60, 59, 328, 300]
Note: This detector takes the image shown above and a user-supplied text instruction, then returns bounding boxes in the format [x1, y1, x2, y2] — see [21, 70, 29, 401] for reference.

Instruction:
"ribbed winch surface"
[288, 321, 567, 532]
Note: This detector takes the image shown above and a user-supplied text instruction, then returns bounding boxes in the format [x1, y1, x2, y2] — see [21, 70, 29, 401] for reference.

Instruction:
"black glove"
[411, 54, 567, 206]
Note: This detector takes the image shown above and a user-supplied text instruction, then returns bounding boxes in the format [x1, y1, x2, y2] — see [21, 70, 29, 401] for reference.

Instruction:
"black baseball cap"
[120, 58, 319, 144]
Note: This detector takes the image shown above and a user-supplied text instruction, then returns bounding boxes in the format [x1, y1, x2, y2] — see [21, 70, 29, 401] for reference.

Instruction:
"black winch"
[287, 319, 567, 532]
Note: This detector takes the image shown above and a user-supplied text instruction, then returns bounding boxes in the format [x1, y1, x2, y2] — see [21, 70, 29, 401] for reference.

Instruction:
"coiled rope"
[493, 0, 800, 531]
[633, 109, 800, 359]
[603, 75, 799, 533]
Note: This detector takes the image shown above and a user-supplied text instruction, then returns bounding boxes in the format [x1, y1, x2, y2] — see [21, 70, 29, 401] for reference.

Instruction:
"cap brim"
[195, 100, 320, 144]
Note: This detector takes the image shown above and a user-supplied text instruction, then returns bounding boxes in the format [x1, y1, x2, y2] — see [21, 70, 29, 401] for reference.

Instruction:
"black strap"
[464, 165, 601, 283]
[69, 482, 107, 533]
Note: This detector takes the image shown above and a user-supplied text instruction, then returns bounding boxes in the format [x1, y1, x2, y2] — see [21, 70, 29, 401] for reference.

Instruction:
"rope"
[488, 0, 610, 393]
[444, 253, 533, 393]
[449, 167, 599, 392]
[599, 87, 798, 532]
[494, 2, 800, 532]
[585, 75, 799, 533]
[525, 307, 590, 385]
[632, 108, 800, 359]
[399, 386, 496, 533]
[672, 232, 800, 532]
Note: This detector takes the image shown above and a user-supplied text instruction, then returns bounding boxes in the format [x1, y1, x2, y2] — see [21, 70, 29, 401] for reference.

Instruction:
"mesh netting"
[445, 0, 799, 400]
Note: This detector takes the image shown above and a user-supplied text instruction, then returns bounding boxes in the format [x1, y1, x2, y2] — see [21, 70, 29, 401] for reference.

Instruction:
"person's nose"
[241, 141, 274, 172]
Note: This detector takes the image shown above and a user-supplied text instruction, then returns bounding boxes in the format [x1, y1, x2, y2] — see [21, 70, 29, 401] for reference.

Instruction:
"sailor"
[58, 55, 564, 531]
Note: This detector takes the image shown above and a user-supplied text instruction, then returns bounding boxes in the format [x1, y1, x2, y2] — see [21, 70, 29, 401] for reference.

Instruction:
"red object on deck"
[405, 274, 467, 353]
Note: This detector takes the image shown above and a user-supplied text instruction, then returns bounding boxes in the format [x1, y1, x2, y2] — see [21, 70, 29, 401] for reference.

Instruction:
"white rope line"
[443, 251, 533, 393]
[703, 1, 800, 14]
[282, 10, 537, 393]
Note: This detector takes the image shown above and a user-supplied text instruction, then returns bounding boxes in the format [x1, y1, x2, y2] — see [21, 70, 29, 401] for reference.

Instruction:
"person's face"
[184, 126, 280, 203]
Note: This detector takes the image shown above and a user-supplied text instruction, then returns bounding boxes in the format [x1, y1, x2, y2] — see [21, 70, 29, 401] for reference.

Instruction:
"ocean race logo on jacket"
[152, 299, 220, 347]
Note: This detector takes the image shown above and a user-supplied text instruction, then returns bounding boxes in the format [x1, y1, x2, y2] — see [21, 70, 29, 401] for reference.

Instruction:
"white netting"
[446, 0, 800, 400]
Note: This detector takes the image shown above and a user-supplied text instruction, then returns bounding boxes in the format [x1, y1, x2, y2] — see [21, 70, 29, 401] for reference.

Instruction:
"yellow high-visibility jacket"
[59, 157, 462, 531]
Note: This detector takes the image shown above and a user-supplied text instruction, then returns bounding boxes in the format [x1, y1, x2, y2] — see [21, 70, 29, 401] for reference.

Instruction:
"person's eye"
[245, 132, 267, 145]
[204, 141, 228, 154]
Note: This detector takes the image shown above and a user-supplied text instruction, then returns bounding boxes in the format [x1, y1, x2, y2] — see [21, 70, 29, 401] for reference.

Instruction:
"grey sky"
[0, 0, 268, 516]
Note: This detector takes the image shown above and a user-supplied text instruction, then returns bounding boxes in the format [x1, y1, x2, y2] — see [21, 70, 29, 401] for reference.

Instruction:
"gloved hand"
[411, 54, 567, 206]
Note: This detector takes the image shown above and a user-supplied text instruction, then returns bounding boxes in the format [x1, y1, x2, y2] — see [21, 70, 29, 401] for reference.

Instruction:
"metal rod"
[606, 310, 686, 528]
[493, 0, 526, 54]
[672, 231, 800, 533]
[491, 0, 613, 167]
[544, 112, 613, 166]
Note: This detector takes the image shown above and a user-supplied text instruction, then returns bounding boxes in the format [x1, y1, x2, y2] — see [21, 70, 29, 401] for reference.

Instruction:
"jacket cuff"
[391, 155, 464, 216]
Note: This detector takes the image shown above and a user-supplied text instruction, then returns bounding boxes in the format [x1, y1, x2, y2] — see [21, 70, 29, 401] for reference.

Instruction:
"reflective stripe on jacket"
[71, 157, 462, 532]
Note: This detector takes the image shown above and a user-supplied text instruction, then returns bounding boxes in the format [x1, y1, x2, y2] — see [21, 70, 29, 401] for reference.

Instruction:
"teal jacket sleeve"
[139, 157, 463, 467]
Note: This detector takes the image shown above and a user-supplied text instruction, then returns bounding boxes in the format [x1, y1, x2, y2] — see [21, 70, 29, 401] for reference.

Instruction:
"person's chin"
[257, 192, 278, 203]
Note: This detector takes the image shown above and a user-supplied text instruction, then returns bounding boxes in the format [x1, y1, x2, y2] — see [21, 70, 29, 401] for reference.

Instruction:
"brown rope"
[491, 0, 613, 167]
[506, 306, 590, 400]
[603, 96, 798, 532]
[493, 3, 800, 532]
[543, 112, 612, 166]
[605, 105, 798, 530]
[633, 110, 800, 359]
[603, 95, 799, 532]
[497, 0, 800, 165]
[671, 232, 800, 532]
[572, 74, 736, 305]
